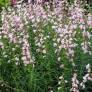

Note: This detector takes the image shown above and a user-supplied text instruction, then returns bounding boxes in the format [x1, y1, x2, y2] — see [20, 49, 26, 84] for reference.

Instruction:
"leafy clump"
[0, 0, 10, 8]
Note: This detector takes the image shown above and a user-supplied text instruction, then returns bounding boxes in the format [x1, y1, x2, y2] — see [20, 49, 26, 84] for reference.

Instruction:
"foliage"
[0, 0, 9, 7]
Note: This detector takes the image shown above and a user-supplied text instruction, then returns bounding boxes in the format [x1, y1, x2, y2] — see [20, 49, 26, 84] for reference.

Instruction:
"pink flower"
[11, 0, 16, 6]
[87, 13, 92, 27]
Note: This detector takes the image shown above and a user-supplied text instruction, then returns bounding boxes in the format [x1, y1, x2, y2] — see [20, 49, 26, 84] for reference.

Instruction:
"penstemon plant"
[0, 0, 92, 92]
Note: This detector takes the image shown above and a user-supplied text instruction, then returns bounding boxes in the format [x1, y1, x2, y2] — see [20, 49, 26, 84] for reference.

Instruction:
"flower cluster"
[80, 64, 92, 89]
[1, 6, 34, 65]
[71, 73, 79, 92]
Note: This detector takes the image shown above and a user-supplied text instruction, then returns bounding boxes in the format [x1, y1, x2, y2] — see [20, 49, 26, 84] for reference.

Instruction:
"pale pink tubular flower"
[11, 0, 16, 5]
[87, 13, 92, 27]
